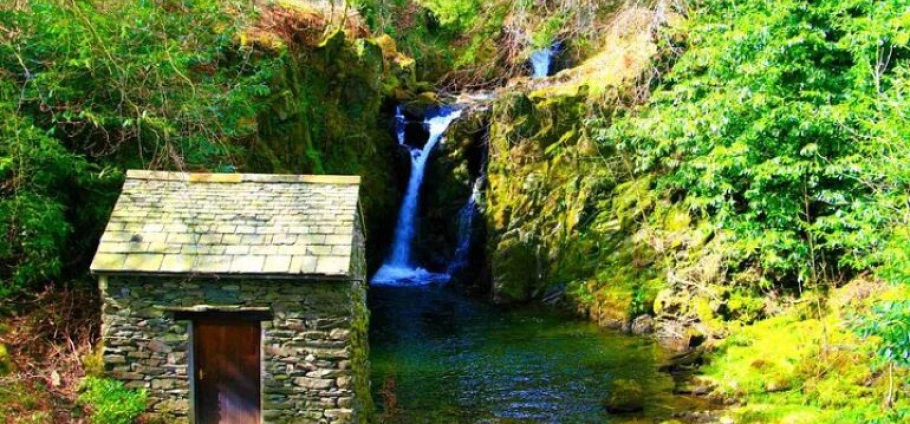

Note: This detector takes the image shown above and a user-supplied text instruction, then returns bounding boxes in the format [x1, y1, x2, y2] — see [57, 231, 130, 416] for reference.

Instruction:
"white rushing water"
[394, 105, 407, 145]
[447, 175, 482, 275]
[372, 107, 463, 286]
[530, 48, 554, 79]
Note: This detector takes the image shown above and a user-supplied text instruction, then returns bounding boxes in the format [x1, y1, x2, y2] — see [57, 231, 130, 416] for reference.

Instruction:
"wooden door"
[194, 318, 261, 424]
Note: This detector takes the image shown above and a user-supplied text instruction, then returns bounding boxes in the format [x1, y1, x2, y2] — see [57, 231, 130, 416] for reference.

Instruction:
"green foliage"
[530, 14, 567, 50]
[348, 0, 617, 84]
[0, 81, 98, 295]
[856, 301, 910, 369]
[1, 0, 408, 298]
[0, 343, 10, 375]
[418, 0, 484, 33]
[78, 377, 147, 424]
[597, 0, 910, 290]
[0, 0, 280, 297]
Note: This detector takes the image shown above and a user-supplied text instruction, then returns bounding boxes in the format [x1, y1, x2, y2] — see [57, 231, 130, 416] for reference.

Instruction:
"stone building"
[90, 170, 371, 424]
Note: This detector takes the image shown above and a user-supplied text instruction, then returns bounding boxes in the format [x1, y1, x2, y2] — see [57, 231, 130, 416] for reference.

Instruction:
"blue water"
[369, 286, 706, 423]
[531, 48, 554, 79]
[373, 107, 463, 286]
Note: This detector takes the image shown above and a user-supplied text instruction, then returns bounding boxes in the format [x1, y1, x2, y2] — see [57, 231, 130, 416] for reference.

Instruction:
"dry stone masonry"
[91, 170, 371, 424]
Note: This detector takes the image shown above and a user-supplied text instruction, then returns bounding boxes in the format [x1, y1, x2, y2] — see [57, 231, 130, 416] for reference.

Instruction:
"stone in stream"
[603, 378, 646, 413]
[630, 314, 655, 334]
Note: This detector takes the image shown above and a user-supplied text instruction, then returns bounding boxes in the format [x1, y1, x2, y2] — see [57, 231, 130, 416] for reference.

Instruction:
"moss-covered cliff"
[251, 25, 417, 269]
[471, 5, 664, 310]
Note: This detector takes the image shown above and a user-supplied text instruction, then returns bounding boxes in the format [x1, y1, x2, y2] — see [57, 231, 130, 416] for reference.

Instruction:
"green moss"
[484, 86, 620, 302]
[250, 26, 411, 269]
[0, 344, 10, 375]
[701, 282, 910, 423]
[350, 280, 374, 424]
[491, 236, 538, 303]
[612, 176, 654, 229]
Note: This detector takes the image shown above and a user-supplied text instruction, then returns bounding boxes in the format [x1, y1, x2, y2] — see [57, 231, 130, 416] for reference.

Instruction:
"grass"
[698, 280, 910, 423]
[0, 378, 55, 423]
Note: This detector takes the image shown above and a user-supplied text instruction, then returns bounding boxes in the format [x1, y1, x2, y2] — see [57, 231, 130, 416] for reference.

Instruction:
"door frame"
[175, 311, 271, 424]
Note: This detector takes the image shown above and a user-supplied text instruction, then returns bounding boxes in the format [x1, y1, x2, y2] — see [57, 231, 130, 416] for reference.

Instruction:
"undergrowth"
[0, 285, 100, 422]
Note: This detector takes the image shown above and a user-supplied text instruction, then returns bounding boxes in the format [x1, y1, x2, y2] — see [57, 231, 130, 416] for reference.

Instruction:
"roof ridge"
[125, 170, 361, 185]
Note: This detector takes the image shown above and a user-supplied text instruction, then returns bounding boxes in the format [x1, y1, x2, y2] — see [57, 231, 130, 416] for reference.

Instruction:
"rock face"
[481, 88, 604, 303]
[419, 106, 489, 273]
[97, 218, 372, 424]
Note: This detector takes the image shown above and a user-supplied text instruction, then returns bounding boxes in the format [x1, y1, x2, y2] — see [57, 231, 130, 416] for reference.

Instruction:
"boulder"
[603, 379, 645, 413]
[630, 314, 655, 334]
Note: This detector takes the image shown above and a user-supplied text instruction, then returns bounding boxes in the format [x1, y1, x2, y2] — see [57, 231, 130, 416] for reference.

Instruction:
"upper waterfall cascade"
[530, 48, 554, 79]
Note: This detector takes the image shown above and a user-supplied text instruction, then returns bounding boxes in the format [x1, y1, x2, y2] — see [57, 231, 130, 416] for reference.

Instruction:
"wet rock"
[673, 377, 715, 396]
[672, 410, 730, 423]
[630, 314, 655, 334]
[603, 379, 645, 413]
[655, 320, 690, 352]
[659, 347, 706, 373]
[491, 236, 538, 304]
[403, 92, 442, 116]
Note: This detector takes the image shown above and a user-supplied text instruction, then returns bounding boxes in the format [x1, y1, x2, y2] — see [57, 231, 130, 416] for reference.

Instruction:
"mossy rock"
[491, 236, 538, 304]
[0, 343, 12, 375]
[373, 34, 398, 60]
[603, 379, 645, 413]
[654, 288, 689, 317]
[251, 24, 404, 270]
[402, 92, 442, 117]
[317, 28, 346, 50]
[764, 374, 793, 393]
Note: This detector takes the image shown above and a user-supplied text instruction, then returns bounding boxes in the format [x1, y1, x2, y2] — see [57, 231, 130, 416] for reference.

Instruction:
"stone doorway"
[193, 315, 261, 424]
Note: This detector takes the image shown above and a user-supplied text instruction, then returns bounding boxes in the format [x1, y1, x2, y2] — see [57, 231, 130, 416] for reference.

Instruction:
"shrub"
[596, 0, 910, 291]
[78, 377, 147, 424]
[0, 0, 278, 299]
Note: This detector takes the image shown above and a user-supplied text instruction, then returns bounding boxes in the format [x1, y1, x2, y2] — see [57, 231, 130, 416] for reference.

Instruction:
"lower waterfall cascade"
[372, 106, 465, 286]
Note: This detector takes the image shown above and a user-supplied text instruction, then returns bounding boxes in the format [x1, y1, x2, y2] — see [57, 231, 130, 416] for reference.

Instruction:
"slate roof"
[90, 170, 361, 278]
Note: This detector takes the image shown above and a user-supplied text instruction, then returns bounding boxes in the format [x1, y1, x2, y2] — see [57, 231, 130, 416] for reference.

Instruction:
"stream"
[369, 285, 707, 423]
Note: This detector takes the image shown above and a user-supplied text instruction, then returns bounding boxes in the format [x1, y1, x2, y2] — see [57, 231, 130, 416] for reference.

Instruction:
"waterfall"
[530, 48, 553, 79]
[531, 42, 562, 79]
[373, 106, 463, 286]
[447, 175, 482, 275]
[395, 105, 406, 145]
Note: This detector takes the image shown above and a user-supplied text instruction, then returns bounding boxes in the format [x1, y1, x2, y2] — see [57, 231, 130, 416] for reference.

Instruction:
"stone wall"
[348, 211, 373, 424]
[100, 270, 369, 423]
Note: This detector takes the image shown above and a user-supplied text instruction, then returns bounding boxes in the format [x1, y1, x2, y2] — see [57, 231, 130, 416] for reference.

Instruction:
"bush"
[78, 377, 147, 424]
[596, 0, 910, 291]
[0, 0, 278, 299]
